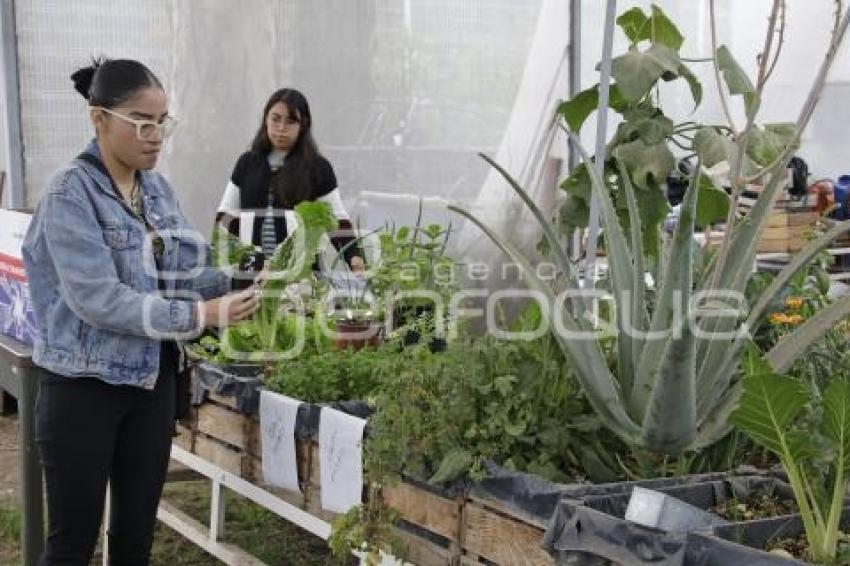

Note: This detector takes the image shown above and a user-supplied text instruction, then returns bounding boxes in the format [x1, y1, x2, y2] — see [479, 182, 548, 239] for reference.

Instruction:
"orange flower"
[769, 312, 788, 325]
[785, 314, 805, 326]
[785, 297, 804, 310]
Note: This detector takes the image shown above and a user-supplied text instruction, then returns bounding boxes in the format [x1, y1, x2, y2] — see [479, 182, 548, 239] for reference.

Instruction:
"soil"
[766, 534, 809, 561]
[711, 492, 797, 522]
[767, 533, 850, 564]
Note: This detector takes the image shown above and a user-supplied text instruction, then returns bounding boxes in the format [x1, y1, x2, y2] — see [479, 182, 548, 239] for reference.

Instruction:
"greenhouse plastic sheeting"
[11, 0, 565, 278]
[10, 0, 850, 284]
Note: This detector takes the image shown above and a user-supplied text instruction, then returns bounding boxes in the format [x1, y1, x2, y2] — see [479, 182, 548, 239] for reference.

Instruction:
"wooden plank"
[467, 495, 548, 530]
[193, 434, 243, 477]
[383, 482, 461, 543]
[207, 391, 239, 410]
[197, 403, 256, 451]
[760, 225, 813, 241]
[393, 526, 454, 566]
[172, 426, 193, 453]
[463, 502, 551, 566]
[757, 238, 807, 254]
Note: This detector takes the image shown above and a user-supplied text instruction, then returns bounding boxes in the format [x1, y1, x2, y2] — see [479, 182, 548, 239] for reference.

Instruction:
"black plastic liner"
[543, 499, 808, 565]
[580, 476, 793, 522]
[683, 532, 804, 566]
[543, 500, 689, 565]
[470, 460, 745, 525]
[541, 474, 836, 565]
[191, 361, 264, 414]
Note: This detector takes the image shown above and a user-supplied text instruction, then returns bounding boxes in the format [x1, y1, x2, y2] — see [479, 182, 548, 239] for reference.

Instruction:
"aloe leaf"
[631, 162, 701, 418]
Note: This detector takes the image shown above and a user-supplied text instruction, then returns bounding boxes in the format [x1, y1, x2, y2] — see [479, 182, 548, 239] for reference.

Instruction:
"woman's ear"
[89, 107, 105, 134]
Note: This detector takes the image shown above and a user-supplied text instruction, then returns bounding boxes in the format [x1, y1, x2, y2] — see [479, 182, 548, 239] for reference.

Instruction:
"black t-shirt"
[226, 150, 337, 246]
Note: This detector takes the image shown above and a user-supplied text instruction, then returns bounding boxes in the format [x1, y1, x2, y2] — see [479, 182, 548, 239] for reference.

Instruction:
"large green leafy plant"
[732, 349, 850, 563]
[450, 2, 850, 456]
[557, 5, 731, 255]
[203, 201, 337, 363]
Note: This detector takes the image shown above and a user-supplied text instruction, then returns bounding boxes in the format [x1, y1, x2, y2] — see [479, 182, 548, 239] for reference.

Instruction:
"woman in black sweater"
[216, 88, 363, 269]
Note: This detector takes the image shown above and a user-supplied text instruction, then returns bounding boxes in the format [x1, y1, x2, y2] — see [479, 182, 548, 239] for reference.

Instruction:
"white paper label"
[259, 390, 301, 493]
[319, 407, 366, 513]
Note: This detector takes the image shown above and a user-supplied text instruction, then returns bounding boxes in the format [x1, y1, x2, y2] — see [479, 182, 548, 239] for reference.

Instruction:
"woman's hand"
[199, 286, 260, 327]
[350, 256, 366, 272]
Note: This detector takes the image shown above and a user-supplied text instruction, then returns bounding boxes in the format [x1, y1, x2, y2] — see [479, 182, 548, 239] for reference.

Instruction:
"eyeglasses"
[95, 107, 177, 141]
[268, 115, 300, 130]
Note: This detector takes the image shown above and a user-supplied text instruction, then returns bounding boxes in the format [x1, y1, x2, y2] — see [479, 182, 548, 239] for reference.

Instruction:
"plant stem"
[707, 0, 783, 292]
[709, 0, 738, 136]
[763, 1, 787, 84]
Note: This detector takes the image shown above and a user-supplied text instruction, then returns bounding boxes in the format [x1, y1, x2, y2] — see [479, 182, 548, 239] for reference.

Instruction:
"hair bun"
[70, 56, 109, 101]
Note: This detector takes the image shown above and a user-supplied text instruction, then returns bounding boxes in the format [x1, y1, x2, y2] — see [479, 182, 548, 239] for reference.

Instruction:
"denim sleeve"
[42, 189, 199, 338]
[179, 264, 231, 300]
[164, 190, 231, 300]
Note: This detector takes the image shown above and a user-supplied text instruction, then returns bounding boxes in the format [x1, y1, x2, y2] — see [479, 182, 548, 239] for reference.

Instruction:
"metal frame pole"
[582, 0, 617, 288]
[1, 0, 25, 209]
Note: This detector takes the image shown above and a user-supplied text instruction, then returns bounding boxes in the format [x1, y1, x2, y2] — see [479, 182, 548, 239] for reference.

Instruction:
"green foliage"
[716, 45, 757, 113]
[328, 487, 404, 563]
[556, 4, 717, 257]
[0, 504, 21, 544]
[556, 84, 628, 133]
[367, 322, 623, 486]
[610, 44, 681, 102]
[367, 221, 456, 317]
[193, 202, 337, 363]
[732, 349, 850, 563]
[616, 4, 684, 50]
[266, 345, 389, 404]
[210, 225, 254, 268]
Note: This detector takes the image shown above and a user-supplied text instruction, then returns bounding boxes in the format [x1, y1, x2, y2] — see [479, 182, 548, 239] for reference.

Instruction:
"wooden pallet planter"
[756, 209, 820, 253]
[178, 397, 553, 564]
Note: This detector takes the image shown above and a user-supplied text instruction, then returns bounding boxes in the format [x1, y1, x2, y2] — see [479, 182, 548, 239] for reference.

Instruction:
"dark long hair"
[71, 56, 162, 107]
[251, 88, 322, 208]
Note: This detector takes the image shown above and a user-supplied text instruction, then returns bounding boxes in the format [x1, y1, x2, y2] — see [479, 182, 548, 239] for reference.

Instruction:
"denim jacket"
[23, 140, 230, 388]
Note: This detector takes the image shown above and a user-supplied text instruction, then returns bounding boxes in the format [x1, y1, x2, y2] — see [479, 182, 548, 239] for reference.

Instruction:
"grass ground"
[1, 481, 340, 565]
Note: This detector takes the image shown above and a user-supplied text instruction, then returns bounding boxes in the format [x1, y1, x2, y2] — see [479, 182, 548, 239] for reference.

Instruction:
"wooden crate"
[745, 208, 819, 253]
[180, 398, 553, 565]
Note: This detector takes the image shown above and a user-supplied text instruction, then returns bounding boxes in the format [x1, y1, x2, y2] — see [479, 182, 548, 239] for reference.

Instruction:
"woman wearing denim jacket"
[22, 58, 259, 565]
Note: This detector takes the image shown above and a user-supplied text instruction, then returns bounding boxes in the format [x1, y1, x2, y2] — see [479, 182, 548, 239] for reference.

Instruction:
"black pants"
[35, 360, 176, 566]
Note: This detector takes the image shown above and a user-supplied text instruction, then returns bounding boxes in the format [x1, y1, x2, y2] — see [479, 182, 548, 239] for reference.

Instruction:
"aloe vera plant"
[731, 348, 850, 563]
[450, 3, 850, 456]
